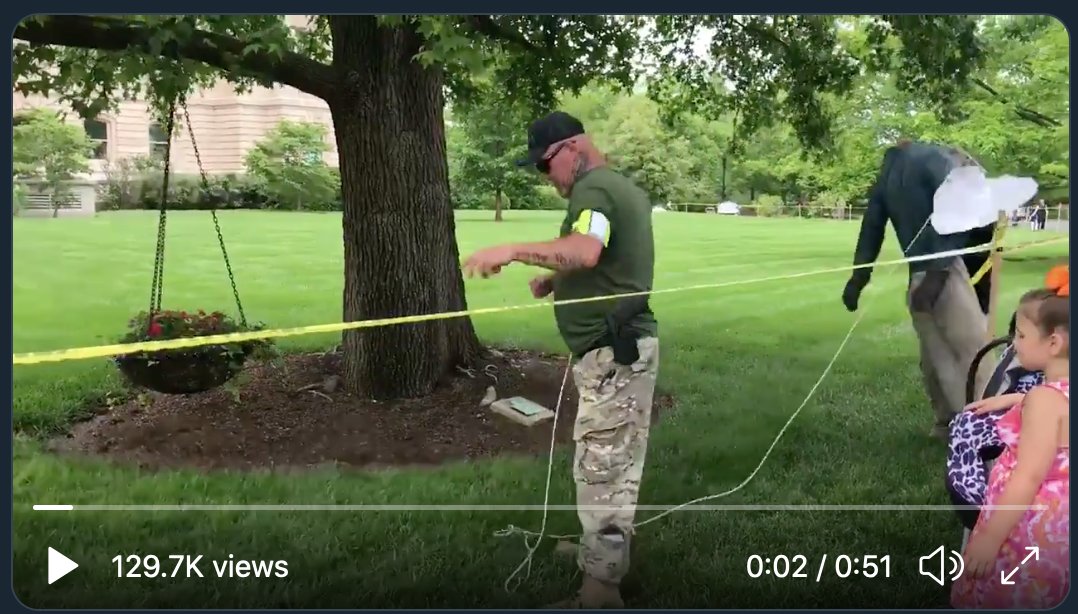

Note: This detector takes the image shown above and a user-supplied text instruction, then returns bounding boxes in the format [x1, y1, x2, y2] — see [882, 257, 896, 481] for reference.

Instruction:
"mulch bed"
[48, 347, 673, 473]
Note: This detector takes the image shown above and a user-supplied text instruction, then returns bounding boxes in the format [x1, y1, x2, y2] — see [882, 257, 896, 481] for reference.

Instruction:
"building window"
[84, 118, 108, 159]
[148, 123, 171, 159]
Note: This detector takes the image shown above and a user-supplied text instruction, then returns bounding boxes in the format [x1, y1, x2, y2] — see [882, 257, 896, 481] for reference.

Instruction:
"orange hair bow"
[1045, 265, 1069, 297]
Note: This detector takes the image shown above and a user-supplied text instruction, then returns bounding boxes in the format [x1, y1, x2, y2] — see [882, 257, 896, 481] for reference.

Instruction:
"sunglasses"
[535, 142, 569, 174]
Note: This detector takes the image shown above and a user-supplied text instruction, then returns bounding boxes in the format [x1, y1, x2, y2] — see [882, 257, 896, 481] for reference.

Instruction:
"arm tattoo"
[516, 250, 586, 271]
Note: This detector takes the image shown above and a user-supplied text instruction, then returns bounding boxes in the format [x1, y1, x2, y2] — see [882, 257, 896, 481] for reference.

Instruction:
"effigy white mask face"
[931, 165, 1038, 235]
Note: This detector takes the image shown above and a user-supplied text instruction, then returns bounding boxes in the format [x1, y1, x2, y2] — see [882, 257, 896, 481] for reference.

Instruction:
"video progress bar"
[32, 504, 1047, 512]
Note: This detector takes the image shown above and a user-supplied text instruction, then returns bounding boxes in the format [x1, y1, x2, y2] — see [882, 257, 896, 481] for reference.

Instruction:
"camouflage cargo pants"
[571, 336, 659, 584]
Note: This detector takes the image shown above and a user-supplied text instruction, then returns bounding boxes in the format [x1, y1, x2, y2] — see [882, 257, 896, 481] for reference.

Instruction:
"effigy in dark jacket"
[842, 141, 986, 313]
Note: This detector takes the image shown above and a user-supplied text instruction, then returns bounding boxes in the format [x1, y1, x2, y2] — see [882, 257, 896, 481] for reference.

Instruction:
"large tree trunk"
[494, 188, 503, 222]
[328, 16, 483, 400]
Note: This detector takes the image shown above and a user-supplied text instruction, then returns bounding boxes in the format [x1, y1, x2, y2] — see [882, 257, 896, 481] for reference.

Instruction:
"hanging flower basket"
[114, 310, 272, 395]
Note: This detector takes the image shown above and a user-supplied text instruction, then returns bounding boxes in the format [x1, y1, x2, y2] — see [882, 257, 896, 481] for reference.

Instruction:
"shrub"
[245, 120, 339, 211]
[13, 107, 94, 217]
[97, 171, 336, 212]
[809, 190, 849, 219]
[96, 120, 344, 213]
[751, 194, 784, 217]
[13, 184, 28, 216]
[533, 185, 566, 210]
[97, 155, 162, 211]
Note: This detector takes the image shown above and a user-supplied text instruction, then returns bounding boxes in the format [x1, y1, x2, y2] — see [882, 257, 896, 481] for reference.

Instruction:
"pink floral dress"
[951, 380, 1069, 609]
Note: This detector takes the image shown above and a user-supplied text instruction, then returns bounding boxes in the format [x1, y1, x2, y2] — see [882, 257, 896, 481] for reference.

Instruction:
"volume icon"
[919, 545, 965, 586]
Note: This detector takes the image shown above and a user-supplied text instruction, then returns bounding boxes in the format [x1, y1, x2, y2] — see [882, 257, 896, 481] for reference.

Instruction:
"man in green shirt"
[463, 111, 659, 608]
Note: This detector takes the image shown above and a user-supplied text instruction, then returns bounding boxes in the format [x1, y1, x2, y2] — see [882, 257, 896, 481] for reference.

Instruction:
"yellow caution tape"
[969, 254, 993, 286]
[11, 237, 1066, 366]
[969, 222, 1009, 286]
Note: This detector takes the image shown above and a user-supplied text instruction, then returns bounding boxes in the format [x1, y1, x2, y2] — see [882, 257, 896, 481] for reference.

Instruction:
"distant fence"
[663, 202, 1070, 232]
[665, 202, 862, 220]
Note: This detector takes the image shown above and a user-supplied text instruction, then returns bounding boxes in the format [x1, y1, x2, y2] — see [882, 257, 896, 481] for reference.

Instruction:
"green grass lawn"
[12, 209, 1068, 608]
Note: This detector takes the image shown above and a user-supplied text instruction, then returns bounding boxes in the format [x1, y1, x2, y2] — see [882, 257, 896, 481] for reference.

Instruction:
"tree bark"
[328, 16, 483, 400]
[494, 188, 503, 222]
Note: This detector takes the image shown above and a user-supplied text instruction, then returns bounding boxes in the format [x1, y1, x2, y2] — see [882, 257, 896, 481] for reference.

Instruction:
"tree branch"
[730, 17, 1061, 131]
[13, 15, 337, 101]
[463, 16, 537, 51]
[971, 77, 1062, 128]
[730, 16, 790, 49]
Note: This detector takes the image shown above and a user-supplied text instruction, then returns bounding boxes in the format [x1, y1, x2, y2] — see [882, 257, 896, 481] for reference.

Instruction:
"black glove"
[842, 274, 869, 312]
[910, 269, 950, 313]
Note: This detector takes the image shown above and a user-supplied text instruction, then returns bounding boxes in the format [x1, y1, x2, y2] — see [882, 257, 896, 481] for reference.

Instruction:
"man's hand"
[529, 274, 554, 299]
[463, 245, 516, 278]
[910, 269, 950, 313]
[842, 276, 868, 312]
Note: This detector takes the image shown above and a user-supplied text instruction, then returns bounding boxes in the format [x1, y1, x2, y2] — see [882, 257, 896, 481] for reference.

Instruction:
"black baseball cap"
[515, 111, 585, 167]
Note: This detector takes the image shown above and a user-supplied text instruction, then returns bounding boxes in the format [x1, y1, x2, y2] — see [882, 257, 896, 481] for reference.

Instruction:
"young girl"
[951, 265, 1069, 609]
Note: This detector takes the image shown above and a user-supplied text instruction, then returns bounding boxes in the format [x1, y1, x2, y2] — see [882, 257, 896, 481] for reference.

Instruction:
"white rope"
[493, 218, 935, 581]
[624, 217, 934, 528]
[494, 225, 1044, 591]
[493, 286, 882, 546]
[498, 352, 573, 593]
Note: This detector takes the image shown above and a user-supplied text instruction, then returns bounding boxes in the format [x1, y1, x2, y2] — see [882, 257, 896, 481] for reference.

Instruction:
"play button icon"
[47, 547, 78, 584]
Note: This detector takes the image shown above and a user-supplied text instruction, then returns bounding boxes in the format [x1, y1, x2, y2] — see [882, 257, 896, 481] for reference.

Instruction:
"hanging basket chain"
[147, 97, 178, 327]
[181, 97, 248, 328]
[118, 79, 256, 397]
